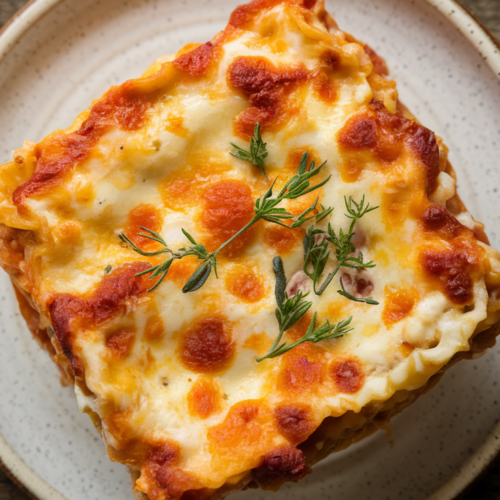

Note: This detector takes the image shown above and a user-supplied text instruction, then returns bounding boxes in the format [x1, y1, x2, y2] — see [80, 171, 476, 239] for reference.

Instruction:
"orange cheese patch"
[159, 158, 231, 212]
[278, 354, 324, 393]
[160, 177, 197, 211]
[225, 264, 267, 303]
[144, 315, 165, 343]
[208, 400, 276, 471]
[187, 378, 221, 419]
[263, 223, 303, 255]
[164, 257, 200, 289]
[382, 286, 419, 328]
[201, 180, 256, 257]
[107, 408, 134, 447]
[125, 204, 163, 251]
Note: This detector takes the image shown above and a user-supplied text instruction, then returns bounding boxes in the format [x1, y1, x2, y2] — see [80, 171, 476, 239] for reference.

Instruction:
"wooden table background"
[0, 0, 499, 498]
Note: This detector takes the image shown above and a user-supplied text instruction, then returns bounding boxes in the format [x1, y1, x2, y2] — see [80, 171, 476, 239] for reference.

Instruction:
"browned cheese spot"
[337, 101, 440, 193]
[331, 358, 364, 394]
[139, 442, 196, 500]
[364, 44, 389, 76]
[421, 248, 476, 305]
[420, 204, 487, 304]
[180, 318, 235, 374]
[252, 445, 310, 488]
[49, 263, 151, 377]
[422, 204, 471, 240]
[173, 42, 215, 76]
[106, 330, 135, 359]
[275, 404, 314, 444]
[227, 56, 308, 139]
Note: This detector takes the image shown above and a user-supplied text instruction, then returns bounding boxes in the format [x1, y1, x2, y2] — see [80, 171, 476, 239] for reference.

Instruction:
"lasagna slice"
[0, 0, 499, 498]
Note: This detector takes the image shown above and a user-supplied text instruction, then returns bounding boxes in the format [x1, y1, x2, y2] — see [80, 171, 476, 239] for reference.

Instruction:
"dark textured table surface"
[0, 0, 499, 499]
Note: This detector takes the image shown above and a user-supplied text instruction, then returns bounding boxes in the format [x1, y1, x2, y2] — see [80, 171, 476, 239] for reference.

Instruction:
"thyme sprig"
[254, 152, 331, 228]
[303, 226, 332, 295]
[258, 313, 353, 360]
[303, 195, 379, 300]
[120, 152, 330, 293]
[256, 256, 352, 361]
[230, 123, 269, 177]
[119, 228, 213, 292]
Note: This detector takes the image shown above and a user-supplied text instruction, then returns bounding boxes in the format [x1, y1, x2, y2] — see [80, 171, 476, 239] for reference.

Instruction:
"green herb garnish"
[104, 265, 112, 274]
[120, 152, 330, 293]
[119, 228, 212, 292]
[230, 123, 269, 177]
[303, 195, 379, 301]
[256, 256, 352, 361]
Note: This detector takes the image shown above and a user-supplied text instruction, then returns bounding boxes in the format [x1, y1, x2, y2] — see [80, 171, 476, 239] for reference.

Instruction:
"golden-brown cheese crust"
[0, 1, 499, 499]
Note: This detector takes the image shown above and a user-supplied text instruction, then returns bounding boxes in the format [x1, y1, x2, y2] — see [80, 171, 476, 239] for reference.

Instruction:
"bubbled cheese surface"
[0, 0, 497, 498]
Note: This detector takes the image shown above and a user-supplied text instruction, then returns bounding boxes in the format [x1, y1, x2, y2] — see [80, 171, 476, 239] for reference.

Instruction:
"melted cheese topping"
[1, 0, 500, 498]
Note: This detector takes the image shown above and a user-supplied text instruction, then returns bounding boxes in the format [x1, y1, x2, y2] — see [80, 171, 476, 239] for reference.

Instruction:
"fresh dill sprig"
[230, 123, 269, 177]
[256, 256, 352, 361]
[120, 152, 330, 293]
[303, 195, 379, 298]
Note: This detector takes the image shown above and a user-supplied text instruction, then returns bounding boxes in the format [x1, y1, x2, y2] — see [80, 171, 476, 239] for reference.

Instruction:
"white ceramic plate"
[0, 0, 500, 499]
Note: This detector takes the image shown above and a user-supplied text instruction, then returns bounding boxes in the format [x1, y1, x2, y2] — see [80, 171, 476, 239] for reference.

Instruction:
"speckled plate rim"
[0, 0, 499, 499]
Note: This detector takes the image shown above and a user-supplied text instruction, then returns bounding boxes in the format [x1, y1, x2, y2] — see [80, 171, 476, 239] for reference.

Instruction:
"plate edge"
[419, 4, 500, 498]
[428, 0, 500, 79]
[0, 431, 67, 500]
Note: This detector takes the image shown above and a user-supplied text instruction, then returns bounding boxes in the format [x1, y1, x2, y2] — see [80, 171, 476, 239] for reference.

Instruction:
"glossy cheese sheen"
[0, 1, 499, 499]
